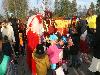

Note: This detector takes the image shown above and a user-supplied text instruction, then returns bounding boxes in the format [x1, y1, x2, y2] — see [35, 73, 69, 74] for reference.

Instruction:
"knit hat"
[35, 44, 45, 55]
[49, 34, 58, 41]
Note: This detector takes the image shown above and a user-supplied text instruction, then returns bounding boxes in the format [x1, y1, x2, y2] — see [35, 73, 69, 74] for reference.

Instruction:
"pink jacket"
[47, 45, 62, 64]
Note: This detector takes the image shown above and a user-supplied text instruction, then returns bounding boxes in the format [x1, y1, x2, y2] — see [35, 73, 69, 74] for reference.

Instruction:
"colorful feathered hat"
[49, 34, 58, 41]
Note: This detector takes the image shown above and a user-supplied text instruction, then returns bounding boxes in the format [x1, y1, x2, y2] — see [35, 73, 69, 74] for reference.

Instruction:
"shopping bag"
[55, 66, 65, 75]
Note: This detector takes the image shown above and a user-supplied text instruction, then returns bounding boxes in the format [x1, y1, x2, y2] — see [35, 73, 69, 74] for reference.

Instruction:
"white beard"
[26, 15, 44, 36]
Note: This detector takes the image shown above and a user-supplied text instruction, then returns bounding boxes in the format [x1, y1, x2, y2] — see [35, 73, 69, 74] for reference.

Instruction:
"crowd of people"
[0, 8, 100, 75]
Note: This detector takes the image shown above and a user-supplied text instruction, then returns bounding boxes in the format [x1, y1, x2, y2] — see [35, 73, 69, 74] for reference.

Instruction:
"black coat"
[2, 42, 12, 57]
[9, 18, 19, 52]
[63, 45, 79, 60]
[93, 15, 100, 59]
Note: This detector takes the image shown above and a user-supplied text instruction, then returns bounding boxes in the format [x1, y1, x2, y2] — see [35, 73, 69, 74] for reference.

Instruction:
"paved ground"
[16, 54, 94, 75]
[15, 45, 94, 75]
[0, 42, 94, 75]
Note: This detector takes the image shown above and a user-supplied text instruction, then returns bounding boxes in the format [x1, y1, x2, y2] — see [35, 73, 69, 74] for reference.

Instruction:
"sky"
[0, 0, 4, 15]
[0, 0, 97, 15]
[28, 0, 97, 9]
[76, 0, 97, 8]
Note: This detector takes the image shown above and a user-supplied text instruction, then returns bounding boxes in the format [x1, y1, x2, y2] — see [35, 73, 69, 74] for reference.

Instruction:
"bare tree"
[2, 0, 9, 17]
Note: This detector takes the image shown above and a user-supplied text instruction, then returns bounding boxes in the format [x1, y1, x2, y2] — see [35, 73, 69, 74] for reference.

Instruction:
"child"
[32, 44, 50, 75]
[63, 36, 73, 61]
[56, 36, 69, 75]
[56, 36, 67, 66]
[66, 37, 80, 68]
[47, 34, 63, 75]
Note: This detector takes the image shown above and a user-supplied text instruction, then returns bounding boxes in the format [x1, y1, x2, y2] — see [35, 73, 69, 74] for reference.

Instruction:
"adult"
[86, 8, 97, 30]
[0, 21, 14, 75]
[26, 14, 44, 75]
[79, 16, 89, 54]
[1, 20, 15, 57]
[86, 8, 97, 48]
[0, 37, 10, 75]
[88, 15, 100, 75]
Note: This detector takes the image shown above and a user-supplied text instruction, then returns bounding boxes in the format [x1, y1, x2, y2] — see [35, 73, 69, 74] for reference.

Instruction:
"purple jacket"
[47, 45, 62, 64]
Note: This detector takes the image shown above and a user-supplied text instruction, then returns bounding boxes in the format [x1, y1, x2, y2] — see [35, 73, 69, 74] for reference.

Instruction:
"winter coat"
[2, 42, 12, 57]
[86, 15, 97, 29]
[93, 15, 100, 59]
[69, 45, 79, 55]
[1, 24, 15, 43]
[32, 53, 50, 75]
[63, 47, 70, 60]
[47, 45, 62, 64]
